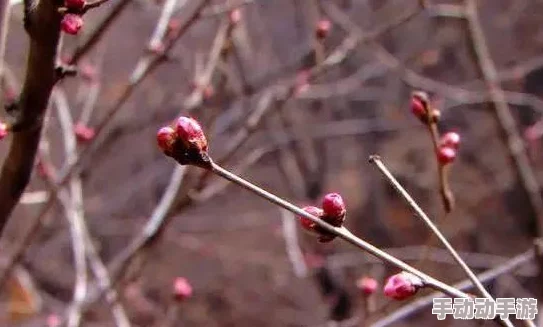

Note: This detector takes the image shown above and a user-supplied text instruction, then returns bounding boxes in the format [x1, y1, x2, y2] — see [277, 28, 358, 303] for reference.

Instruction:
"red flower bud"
[0, 122, 8, 140]
[157, 126, 177, 154]
[437, 146, 456, 165]
[65, 0, 85, 10]
[298, 206, 322, 232]
[61, 14, 83, 35]
[383, 272, 423, 300]
[315, 19, 331, 39]
[175, 116, 208, 152]
[440, 132, 460, 150]
[410, 91, 431, 122]
[74, 122, 95, 142]
[321, 192, 346, 226]
[173, 277, 193, 301]
[356, 276, 378, 296]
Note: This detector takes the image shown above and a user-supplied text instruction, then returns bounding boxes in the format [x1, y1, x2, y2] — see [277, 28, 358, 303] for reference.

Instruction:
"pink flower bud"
[298, 206, 322, 232]
[437, 146, 456, 165]
[0, 122, 8, 140]
[36, 159, 52, 180]
[383, 272, 423, 300]
[148, 41, 165, 55]
[74, 122, 95, 142]
[156, 126, 177, 154]
[79, 62, 97, 82]
[46, 314, 60, 327]
[440, 132, 460, 150]
[65, 0, 85, 10]
[203, 85, 214, 99]
[61, 14, 83, 35]
[175, 116, 208, 152]
[410, 91, 430, 121]
[173, 277, 193, 301]
[356, 276, 378, 296]
[321, 192, 346, 226]
[315, 19, 331, 39]
[229, 9, 241, 24]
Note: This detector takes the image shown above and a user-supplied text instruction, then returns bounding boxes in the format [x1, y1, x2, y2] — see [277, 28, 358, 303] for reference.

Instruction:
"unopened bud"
[356, 276, 378, 296]
[61, 14, 84, 35]
[173, 277, 193, 301]
[383, 272, 424, 300]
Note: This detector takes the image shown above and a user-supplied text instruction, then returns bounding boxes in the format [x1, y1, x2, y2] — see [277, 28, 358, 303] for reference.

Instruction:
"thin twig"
[369, 155, 513, 327]
[209, 160, 469, 299]
[371, 249, 535, 327]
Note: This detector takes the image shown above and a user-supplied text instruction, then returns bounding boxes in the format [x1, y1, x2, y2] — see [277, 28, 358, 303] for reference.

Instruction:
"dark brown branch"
[0, 0, 62, 234]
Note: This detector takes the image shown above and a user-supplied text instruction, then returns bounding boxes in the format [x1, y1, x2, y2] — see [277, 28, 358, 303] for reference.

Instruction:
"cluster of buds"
[172, 277, 193, 301]
[60, 0, 86, 35]
[74, 122, 96, 143]
[157, 116, 211, 168]
[409, 91, 461, 166]
[410, 91, 440, 124]
[298, 193, 346, 243]
[383, 271, 424, 300]
[356, 276, 378, 297]
[315, 19, 332, 39]
[437, 131, 460, 165]
[0, 121, 8, 140]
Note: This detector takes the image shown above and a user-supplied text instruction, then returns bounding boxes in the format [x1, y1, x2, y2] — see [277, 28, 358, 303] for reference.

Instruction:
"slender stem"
[369, 155, 514, 327]
[209, 161, 469, 299]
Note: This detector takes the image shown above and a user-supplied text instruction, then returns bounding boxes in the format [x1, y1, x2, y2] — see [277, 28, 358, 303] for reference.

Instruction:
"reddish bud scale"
[0, 122, 8, 140]
[61, 14, 84, 35]
[383, 272, 423, 300]
[299, 206, 322, 232]
[315, 19, 331, 39]
[356, 276, 378, 296]
[173, 277, 193, 301]
[65, 0, 85, 10]
[437, 146, 456, 165]
[175, 116, 208, 152]
[157, 126, 177, 154]
[74, 123, 95, 142]
[440, 132, 461, 150]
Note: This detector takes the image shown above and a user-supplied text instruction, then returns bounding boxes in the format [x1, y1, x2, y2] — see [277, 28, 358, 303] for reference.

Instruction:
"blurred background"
[0, 0, 543, 326]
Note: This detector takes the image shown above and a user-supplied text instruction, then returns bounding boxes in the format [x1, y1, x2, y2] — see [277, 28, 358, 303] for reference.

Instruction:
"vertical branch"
[0, 0, 62, 233]
[464, 0, 543, 238]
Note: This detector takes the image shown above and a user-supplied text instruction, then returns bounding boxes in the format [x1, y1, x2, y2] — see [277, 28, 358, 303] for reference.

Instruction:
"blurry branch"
[464, 0, 543, 239]
[371, 249, 535, 327]
[0, 0, 10, 80]
[0, 0, 210, 289]
[53, 89, 88, 327]
[0, 0, 62, 233]
[280, 209, 308, 278]
[69, 0, 133, 65]
[201, 0, 253, 17]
